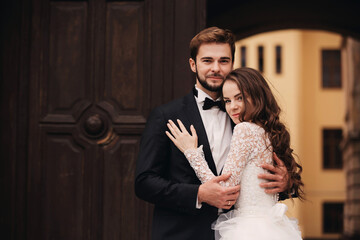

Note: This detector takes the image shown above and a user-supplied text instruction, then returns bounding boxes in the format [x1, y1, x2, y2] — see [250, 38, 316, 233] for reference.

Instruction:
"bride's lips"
[232, 113, 240, 118]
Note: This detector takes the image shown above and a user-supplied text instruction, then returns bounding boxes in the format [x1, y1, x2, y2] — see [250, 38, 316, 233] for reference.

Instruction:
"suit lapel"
[182, 91, 218, 176]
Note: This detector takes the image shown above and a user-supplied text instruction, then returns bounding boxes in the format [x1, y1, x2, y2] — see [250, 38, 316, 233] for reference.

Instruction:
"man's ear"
[189, 58, 196, 73]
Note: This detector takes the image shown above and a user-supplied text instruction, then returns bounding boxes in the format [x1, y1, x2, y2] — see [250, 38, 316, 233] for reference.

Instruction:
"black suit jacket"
[135, 90, 291, 240]
[135, 90, 219, 240]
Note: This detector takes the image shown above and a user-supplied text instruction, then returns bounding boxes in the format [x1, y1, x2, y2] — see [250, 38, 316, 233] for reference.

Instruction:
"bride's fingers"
[168, 120, 181, 135]
[165, 131, 176, 142]
[168, 119, 176, 128]
[167, 122, 179, 138]
[177, 119, 188, 134]
[190, 125, 197, 138]
[169, 119, 189, 137]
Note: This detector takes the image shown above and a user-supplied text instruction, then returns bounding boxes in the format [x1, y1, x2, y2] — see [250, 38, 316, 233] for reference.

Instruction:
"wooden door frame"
[1, 0, 206, 239]
[1, 0, 32, 239]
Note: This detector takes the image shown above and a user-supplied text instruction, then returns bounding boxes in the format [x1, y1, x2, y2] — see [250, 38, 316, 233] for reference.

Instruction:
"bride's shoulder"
[234, 122, 264, 136]
[234, 121, 258, 129]
[233, 122, 257, 134]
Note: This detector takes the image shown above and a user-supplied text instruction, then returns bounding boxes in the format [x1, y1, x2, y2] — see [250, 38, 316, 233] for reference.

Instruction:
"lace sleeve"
[184, 123, 254, 186]
[184, 145, 215, 183]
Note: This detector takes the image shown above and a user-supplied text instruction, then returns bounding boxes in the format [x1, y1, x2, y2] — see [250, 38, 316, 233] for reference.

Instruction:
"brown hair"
[224, 67, 305, 200]
[189, 27, 235, 62]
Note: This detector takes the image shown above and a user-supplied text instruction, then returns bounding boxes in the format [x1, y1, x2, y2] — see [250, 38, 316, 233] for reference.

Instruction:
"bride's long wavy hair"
[223, 67, 304, 200]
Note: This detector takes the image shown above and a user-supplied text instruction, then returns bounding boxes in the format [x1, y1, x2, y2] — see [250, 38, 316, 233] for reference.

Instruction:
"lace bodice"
[185, 122, 278, 211]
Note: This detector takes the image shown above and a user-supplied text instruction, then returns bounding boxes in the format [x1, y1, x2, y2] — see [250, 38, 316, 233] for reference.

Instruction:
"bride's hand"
[165, 119, 198, 153]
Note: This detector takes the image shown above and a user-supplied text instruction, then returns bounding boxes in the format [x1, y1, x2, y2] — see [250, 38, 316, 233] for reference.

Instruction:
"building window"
[275, 45, 282, 74]
[258, 46, 264, 72]
[240, 46, 246, 67]
[323, 202, 344, 234]
[323, 129, 343, 169]
[322, 49, 342, 88]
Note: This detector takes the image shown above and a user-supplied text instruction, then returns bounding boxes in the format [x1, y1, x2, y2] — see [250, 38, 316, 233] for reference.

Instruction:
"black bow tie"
[203, 97, 225, 112]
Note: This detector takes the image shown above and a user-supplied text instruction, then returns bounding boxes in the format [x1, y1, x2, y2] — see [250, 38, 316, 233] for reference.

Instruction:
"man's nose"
[211, 62, 220, 72]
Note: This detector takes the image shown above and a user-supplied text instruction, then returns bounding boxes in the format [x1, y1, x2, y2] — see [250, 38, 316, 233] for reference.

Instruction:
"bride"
[166, 67, 304, 240]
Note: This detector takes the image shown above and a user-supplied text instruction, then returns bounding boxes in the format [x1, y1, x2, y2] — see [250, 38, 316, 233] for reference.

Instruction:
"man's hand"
[258, 153, 291, 194]
[198, 173, 240, 210]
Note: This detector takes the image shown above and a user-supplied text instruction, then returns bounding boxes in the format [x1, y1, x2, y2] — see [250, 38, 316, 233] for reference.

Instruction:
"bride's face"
[222, 80, 254, 124]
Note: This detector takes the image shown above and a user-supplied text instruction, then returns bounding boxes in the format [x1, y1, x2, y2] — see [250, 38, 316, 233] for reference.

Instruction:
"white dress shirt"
[194, 86, 233, 209]
[194, 85, 233, 174]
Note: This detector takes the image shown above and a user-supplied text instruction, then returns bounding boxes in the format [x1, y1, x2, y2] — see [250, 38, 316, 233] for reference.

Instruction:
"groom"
[135, 27, 291, 240]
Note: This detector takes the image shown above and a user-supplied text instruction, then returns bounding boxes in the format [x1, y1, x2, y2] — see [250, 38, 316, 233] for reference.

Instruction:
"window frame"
[322, 128, 343, 169]
[321, 49, 342, 88]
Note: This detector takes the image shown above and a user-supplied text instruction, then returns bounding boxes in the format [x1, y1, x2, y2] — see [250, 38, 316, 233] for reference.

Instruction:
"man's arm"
[165, 119, 241, 209]
[258, 153, 295, 200]
[135, 108, 240, 211]
[134, 107, 200, 212]
[198, 174, 240, 210]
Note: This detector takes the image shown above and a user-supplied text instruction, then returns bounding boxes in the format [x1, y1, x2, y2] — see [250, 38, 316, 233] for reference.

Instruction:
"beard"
[196, 70, 224, 93]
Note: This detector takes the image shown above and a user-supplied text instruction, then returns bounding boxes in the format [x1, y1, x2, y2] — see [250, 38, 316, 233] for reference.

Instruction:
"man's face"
[189, 43, 233, 94]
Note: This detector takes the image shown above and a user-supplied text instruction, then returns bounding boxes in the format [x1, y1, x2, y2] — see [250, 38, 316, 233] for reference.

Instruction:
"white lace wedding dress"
[185, 122, 302, 240]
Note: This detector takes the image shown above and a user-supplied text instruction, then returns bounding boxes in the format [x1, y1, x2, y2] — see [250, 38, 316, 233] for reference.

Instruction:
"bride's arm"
[166, 120, 254, 186]
[220, 123, 254, 186]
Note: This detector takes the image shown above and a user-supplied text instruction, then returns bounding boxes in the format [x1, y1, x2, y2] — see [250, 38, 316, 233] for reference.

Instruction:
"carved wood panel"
[41, 132, 86, 239]
[102, 135, 152, 239]
[23, 0, 205, 239]
[104, 2, 148, 124]
[43, 2, 91, 123]
[105, 2, 145, 114]
[27, 1, 151, 239]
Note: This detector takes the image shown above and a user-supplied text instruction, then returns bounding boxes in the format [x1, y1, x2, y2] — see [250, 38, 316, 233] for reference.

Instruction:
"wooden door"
[13, 0, 206, 239]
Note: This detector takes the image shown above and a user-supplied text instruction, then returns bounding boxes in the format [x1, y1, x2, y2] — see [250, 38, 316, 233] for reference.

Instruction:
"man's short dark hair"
[189, 27, 235, 62]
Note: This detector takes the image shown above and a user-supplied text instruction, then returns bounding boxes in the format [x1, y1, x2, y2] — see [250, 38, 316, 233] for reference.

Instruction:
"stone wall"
[343, 37, 360, 240]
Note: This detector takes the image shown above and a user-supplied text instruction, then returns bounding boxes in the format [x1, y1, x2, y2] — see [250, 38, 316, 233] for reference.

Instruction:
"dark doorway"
[1, 0, 205, 239]
[207, 0, 360, 40]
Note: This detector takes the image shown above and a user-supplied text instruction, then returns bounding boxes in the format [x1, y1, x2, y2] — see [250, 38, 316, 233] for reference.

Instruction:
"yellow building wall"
[235, 30, 345, 239]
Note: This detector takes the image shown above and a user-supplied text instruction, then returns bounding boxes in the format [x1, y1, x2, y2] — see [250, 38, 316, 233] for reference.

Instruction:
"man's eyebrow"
[200, 56, 231, 60]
